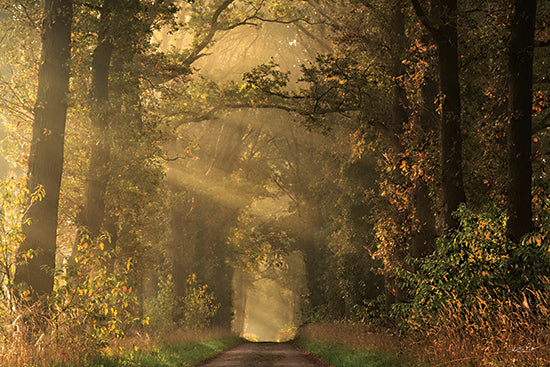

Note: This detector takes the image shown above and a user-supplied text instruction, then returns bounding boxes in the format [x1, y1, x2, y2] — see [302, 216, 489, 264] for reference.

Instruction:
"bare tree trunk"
[434, 0, 466, 229]
[15, 0, 72, 296]
[411, 0, 466, 230]
[81, 0, 114, 242]
[506, 0, 536, 242]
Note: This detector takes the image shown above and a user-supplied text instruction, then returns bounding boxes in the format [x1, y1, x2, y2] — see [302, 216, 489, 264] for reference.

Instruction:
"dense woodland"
[0, 0, 549, 365]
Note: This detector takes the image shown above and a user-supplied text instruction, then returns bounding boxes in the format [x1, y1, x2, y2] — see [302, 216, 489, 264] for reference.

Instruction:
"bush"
[146, 274, 219, 331]
[401, 205, 550, 365]
[175, 274, 219, 329]
[349, 295, 389, 331]
[54, 231, 142, 343]
[145, 276, 179, 330]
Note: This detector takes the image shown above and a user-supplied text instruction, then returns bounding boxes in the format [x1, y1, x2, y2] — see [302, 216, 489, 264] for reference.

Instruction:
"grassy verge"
[295, 339, 405, 367]
[81, 334, 241, 367]
[294, 322, 409, 367]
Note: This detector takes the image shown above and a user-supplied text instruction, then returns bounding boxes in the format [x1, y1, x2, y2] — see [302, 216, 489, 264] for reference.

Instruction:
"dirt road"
[196, 342, 328, 367]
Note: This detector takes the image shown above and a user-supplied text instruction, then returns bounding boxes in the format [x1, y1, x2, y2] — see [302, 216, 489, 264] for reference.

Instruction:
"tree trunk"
[169, 202, 191, 300]
[435, 0, 466, 230]
[15, 0, 72, 296]
[390, 1, 408, 137]
[81, 0, 114, 241]
[411, 0, 466, 230]
[506, 0, 536, 242]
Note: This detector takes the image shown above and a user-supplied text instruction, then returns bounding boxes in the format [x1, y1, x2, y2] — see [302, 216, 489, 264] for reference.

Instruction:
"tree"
[506, 0, 536, 242]
[81, 0, 115, 242]
[15, 0, 73, 296]
[410, 0, 466, 230]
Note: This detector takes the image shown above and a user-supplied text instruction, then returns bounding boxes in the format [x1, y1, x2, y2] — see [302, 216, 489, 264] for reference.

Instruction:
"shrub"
[401, 205, 550, 366]
[174, 274, 219, 329]
[53, 231, 143, 344]
[145, 274, 219, 331]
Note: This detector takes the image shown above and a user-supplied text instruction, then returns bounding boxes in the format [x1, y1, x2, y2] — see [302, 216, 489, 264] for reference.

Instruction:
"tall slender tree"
[81, 0, 115, 242]
[506, 0, 536, 242]
[410, 0, 466, 230]
[15, 0, 73, 296]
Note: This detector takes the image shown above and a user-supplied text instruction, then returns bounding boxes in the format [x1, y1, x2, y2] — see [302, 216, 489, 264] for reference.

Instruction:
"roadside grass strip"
[84, 336, 241, 367]
[295, 338, 406, 367]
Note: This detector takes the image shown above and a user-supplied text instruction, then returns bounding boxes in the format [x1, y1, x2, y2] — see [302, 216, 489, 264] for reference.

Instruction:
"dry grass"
[298, 286, 550, 367]
[297, 321, 402, 355]
[413, 286, 550, 366]
[0, 300, 234, 367]
[107, 326, 234, 353]
[0, 309, 95, 367]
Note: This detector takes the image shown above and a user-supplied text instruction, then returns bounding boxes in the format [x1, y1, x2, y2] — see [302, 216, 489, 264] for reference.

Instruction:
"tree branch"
[14, 0, 39, 30]
[294, 23, 332, 51]
[184, 0, 235, 65]
[305, 0, 340, 29]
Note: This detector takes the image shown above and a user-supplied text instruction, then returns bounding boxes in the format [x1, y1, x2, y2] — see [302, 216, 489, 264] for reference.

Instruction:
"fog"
[0, 0, 381, 346]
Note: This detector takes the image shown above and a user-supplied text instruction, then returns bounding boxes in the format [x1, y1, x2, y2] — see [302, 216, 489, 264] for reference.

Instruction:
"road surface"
[196, 342, 329, 367]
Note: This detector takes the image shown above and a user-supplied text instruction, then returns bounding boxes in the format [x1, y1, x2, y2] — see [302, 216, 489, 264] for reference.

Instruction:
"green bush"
[145, 276, 179, 330]
[175, 274, 219, 329]
[53, 231, 142, 343]
[398, 205, 550, 365]
[146, 274, 219, 330]
[402, 204, 550, 327]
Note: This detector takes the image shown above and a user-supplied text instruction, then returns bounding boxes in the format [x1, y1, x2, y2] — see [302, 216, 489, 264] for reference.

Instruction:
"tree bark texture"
[506, 0, 536, 243]
[15, 0, 72, 296]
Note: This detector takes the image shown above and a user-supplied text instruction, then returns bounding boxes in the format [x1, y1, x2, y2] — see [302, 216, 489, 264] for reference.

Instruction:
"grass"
[295, 339, 405, 367]
[294, 322, 409, 367]
[83, 334, 242, 367]
[0, 321, 240, 367]
[409, 287, 550, 367]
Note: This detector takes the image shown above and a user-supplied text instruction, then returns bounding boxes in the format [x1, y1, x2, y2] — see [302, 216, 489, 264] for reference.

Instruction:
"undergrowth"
[400, 205, 550, 366]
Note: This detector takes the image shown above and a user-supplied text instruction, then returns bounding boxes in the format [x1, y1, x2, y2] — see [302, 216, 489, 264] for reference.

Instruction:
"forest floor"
[195, 341, 328, 367]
